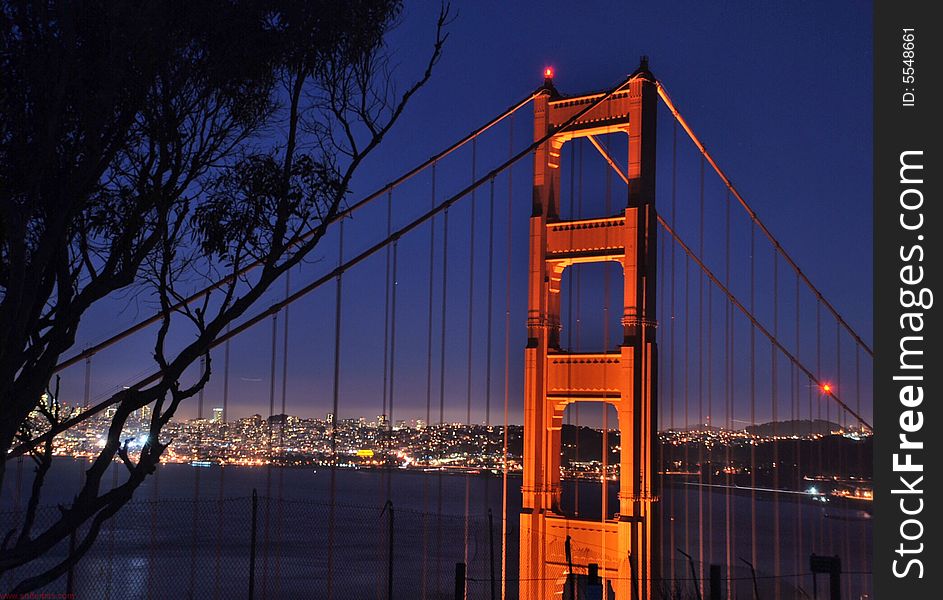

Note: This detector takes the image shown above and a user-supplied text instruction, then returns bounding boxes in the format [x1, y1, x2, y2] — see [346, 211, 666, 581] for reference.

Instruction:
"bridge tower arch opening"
[520, 59, 660, 600]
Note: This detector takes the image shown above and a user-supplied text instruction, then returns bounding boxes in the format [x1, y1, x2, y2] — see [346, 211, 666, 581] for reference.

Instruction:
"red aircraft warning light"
[821, 383, 832, 394]
[544, 66, 554, 80]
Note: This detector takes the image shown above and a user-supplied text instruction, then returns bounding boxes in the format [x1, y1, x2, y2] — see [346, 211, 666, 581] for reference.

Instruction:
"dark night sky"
[64, 1, 873, 428]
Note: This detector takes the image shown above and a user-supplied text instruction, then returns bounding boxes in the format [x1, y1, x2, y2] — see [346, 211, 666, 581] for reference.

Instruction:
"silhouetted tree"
[0, 0, 447, 592]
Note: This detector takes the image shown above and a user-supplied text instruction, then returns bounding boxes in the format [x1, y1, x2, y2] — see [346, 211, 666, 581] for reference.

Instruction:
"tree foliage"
[0, 0, 446, 591]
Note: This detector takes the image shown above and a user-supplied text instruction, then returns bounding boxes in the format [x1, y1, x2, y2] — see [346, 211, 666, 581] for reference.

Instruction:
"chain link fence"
[0, 493, 502, 599]
[1, 497, 868, 599]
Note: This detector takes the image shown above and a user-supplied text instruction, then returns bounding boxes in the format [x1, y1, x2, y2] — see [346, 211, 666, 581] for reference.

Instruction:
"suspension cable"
[655, 82, 872, 357]
[656, 216, 872, 429]
[53, 92, 541, 374]
[13, 73, 643, 460]
[585, 118, 873, 431]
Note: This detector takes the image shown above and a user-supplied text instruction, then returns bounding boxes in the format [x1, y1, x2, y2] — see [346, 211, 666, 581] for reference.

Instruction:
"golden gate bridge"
[6, 59, 872, 600]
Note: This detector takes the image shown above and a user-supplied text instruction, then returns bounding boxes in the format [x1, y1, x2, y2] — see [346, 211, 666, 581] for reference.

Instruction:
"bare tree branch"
[0, 1, 447, 592]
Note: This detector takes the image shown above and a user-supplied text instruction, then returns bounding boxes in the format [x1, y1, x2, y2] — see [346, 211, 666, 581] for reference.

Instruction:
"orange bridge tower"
[520, 60, 659, 600]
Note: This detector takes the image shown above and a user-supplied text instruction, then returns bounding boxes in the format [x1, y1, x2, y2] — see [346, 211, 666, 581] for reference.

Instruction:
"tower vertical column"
[520, 84, 558, 600]
[520, 61, 659, 600]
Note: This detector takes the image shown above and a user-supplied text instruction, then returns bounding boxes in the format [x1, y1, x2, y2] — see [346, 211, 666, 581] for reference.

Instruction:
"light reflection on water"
[1, 459, 871, 598]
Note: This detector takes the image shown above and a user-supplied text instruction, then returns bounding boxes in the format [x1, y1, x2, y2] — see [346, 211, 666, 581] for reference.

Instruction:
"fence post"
[454, 562, 466, 600]
[387, 500, 394, 600]
[488, 508, 496, 600]
[678, 549, 702, 600]
[587, 563, 602, 600]
[249, 489, 258, 600]
[65, 530, 76, 595]
[378, 500, 395, 600]
[628, 551, 639, 600]
[738, 557, 760, 600]
[709, 565, 722, 600]
[810, 554, 842, 600]
[828, 558, 841, 600]
[565, 535, 575, 600]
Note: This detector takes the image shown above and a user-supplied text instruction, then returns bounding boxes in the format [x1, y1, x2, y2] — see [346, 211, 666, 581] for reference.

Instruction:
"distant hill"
[746, 419, 841, 437]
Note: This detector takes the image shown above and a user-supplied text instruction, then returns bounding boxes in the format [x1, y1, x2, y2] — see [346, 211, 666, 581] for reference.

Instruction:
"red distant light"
[544, 67, 554, 79]
[821, 383, 832, 394]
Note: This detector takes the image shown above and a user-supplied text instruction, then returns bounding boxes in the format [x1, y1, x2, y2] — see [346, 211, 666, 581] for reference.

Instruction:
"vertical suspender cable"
[838, 320, 850, 587]
[84, 357, 91, 409]
[214, 327, 230, 600]
[724, 189, 733, 598]
[223, 332, 231, 425]
[500, 116, 513, 600]
[387, 232, 399, 597]
[706, 264, 714, 572]
[600, 129, 612, 593]
[81, 355, 91, 490]
[697, 154, 705, 595]
[262, 311, 277, 599]
[378, 188, 394, 596]
[484, 175, 497, 564]
[280, 272, 290, 448]
[810, 375, 818, 549]
[389, 237, 399, 453]
[147, 432, 161, 600]
[464, 138, 478, 580]
[668, 118, 678, 588]
[656, 132, 666, 578]
[82, 351, 92, 591]
[422, 163, 437, 600]
[198, 356, 205, 420]
[575, 139, 583, 519]
[794, 267, 802, 584]
[189, 355, 205, 599]
[750, 221, 758, 573]
[275, 271, 290, 597]
[772, 252, 781, 600]
[816, 302, 822, 553]
[833, 319, 841, 565]
[382, 189, 393, 421]
[438, 199, 450, 593]
[684, 249, 690, 564]
[381, 189, 393, 504]
[486, 178, 496, 430]
[856, 344, 865, 586]
[328, 221, 344, 600]
[565, 142, 575, 517]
